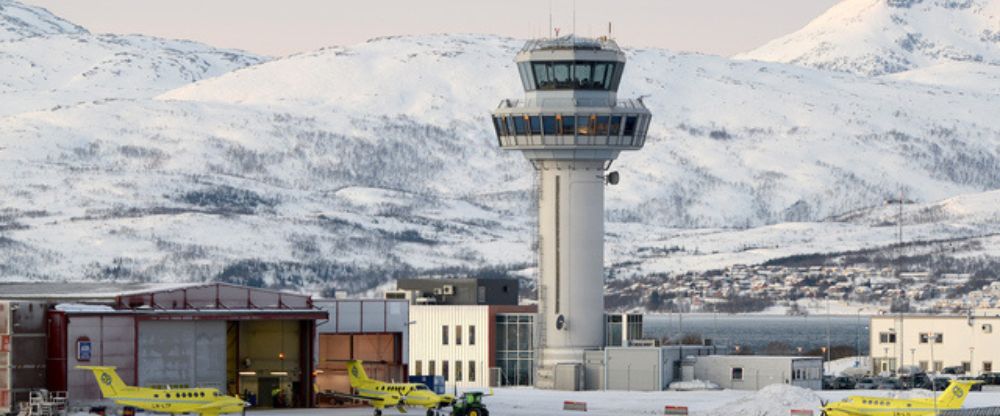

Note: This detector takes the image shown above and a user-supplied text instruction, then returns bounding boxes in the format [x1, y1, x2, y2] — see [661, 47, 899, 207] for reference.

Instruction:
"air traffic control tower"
[490, 36, 651, 389]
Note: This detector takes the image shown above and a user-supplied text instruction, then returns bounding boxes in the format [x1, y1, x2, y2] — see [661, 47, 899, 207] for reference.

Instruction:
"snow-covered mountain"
[0, 1, 264, 116]
[1, 1, 999, 293]
[738, 0, 1000, 76]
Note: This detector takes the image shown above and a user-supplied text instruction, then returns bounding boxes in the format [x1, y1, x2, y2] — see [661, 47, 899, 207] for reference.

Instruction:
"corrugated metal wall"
[66, 316, 136, 403]
[138, 321, 226, 390]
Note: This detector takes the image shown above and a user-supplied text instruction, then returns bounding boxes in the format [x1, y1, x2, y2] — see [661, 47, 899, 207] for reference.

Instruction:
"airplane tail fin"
[346, 360, 370, 385]
[75, 366, 127, 398]
[935, 380, 980, 408]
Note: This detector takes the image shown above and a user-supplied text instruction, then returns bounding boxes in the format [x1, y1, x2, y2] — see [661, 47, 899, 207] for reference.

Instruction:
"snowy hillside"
[0, 1, 264, 116]
[1, 1, 1000, 294]
[737, 0, 1000, 76]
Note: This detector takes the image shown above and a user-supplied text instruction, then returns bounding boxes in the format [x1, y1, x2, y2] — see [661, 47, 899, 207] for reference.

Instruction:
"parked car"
[942, 366, 965, 375]
[979, 372, 1000, 385]
[833, 376, 857, 390]
[928, 377, 954, 391]
[877, 378, 904, 390]
[900, 373, 931, 389]
[855, 377, 879, 390]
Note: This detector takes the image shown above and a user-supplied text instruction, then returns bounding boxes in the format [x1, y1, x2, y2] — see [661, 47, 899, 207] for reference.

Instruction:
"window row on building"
[412, 360, 478, 382]
[877, 331, 945, 344]
[491, 114, 648, 140]
[441, 324, 475, 346]
[516, 60, 624, 92]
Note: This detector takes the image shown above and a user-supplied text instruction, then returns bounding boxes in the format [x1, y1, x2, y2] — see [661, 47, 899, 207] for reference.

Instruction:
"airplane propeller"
[819, 399, 830, 416]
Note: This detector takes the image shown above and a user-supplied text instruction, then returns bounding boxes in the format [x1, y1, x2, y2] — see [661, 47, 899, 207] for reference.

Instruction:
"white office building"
[407, 305, 537, 389]
[871, 313, 1000, 375]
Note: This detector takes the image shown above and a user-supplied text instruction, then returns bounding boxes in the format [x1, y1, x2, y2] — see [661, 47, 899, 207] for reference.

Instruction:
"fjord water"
[643, 314, 871, 355]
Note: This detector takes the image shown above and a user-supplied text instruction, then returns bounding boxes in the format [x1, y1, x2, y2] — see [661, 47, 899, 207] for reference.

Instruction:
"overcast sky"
[25, 0, 841, 58]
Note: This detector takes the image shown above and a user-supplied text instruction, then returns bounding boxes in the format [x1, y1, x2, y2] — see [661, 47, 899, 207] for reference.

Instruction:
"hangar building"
[0, 283, 326, 413]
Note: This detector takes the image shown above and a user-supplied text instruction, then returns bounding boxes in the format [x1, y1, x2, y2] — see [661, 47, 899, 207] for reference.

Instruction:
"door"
[258, 377, 279, 408]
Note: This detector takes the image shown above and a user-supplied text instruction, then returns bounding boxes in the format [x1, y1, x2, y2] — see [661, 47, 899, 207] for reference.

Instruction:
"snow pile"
[55, 303, 114, 312]
[669, 380, 722, 391]
[702, 384, 822, 416]
[824, 356, 871, 376]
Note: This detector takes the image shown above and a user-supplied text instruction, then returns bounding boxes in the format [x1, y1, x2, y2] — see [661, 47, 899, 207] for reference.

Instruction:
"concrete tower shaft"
[490, 36, 651, 390]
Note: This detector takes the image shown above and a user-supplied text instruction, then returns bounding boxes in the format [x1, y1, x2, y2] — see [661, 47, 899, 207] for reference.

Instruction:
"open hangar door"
[231, 320, 310, 409]
[315, 333, 402, 405]
[137, 320, 226, 390]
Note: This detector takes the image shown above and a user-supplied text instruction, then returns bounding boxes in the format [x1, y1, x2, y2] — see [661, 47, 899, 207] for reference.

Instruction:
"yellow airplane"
[821, 379, 981, 416]
[337, 360, 455, 416]
[77, 366, 248, 416]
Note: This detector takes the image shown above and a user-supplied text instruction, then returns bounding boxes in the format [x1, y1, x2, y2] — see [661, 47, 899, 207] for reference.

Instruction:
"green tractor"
[451, 391, 489, 416]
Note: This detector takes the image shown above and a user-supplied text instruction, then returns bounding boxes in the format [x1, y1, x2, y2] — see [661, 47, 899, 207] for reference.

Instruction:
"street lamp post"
[970, 347, 976, 376]
[930, 332, 940, 416]
[855, 308, 863, 368]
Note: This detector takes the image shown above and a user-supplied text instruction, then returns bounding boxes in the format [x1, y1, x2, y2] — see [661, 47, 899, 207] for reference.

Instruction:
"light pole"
[970, 347, 976, 376]
[930, 332, 940, 416]
[910, 348, 915, 368]
[855, 308, 863, 368]
[883, 347, 889, 374]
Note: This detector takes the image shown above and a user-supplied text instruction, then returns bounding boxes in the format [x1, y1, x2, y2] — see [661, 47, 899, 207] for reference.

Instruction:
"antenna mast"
[549, 0, 553, 38]
[573, 0, 577, 36]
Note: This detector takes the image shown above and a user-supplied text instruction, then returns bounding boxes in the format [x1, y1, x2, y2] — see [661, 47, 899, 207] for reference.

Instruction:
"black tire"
[375, 410, 382, 416]
[426, 409, 435, 416]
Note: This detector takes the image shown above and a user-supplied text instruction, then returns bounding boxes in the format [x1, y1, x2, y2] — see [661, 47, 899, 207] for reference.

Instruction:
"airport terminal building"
[0, 283, 326, 412]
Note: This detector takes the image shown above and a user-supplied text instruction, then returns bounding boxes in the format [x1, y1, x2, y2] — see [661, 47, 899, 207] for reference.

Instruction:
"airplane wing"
[324, 391, 400, 406]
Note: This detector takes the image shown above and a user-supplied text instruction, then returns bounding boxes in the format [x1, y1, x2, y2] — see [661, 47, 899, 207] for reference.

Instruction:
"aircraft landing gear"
[374, 410, 382, 416]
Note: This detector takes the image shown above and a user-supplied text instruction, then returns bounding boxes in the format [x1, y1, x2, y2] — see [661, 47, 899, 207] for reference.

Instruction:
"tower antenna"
[608, 21, 612, 37]
[573, 0, 577, 36]
[549, 0, 553, 38]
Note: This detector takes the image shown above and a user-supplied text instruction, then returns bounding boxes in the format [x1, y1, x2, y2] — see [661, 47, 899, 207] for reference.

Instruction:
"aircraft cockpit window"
[415, 385, 428, 390]
[166, 394, 171, 398]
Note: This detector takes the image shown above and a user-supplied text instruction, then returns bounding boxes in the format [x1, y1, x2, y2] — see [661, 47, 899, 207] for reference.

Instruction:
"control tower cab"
[490, 36, 651, 390]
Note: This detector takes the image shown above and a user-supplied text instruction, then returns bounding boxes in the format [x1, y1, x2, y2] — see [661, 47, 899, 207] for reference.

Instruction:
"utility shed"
[0, 282, 327, 413]
[685, 355, 823, 390]
[584, 345, 716, 391]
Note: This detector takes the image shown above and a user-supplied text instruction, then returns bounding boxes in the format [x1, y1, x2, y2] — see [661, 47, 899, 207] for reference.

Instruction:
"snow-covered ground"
[135, 386, 1000, 416]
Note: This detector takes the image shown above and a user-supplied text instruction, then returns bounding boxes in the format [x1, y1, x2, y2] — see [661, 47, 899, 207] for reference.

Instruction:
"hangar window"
[919, 333, 929, 343]
[456, 360, 463, 382]
[469, 361, 476, 382]
[456, 325, 463, 345]
[985, 361, 993, 372]
[879, 332, 896, 343]
[429, 360, 435, 376]
[731, 367, 743, 381]
[443, 361, 450, 382]
[469, 325, 476, 345]
[984, 324, 993, 333]
[415, 360, 422, 376]
[442, 325, 449, 345]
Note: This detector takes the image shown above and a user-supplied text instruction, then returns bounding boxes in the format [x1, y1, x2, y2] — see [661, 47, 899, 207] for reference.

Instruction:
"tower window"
[560, 115, 575, 135]
[529, 116, 542, 135]
[513, 115, 527, 135]
[530, 61, 618, 90]
[610, 116, 623, 136]
[623, 116, 638, 136]
[542, 116, 558, 135]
